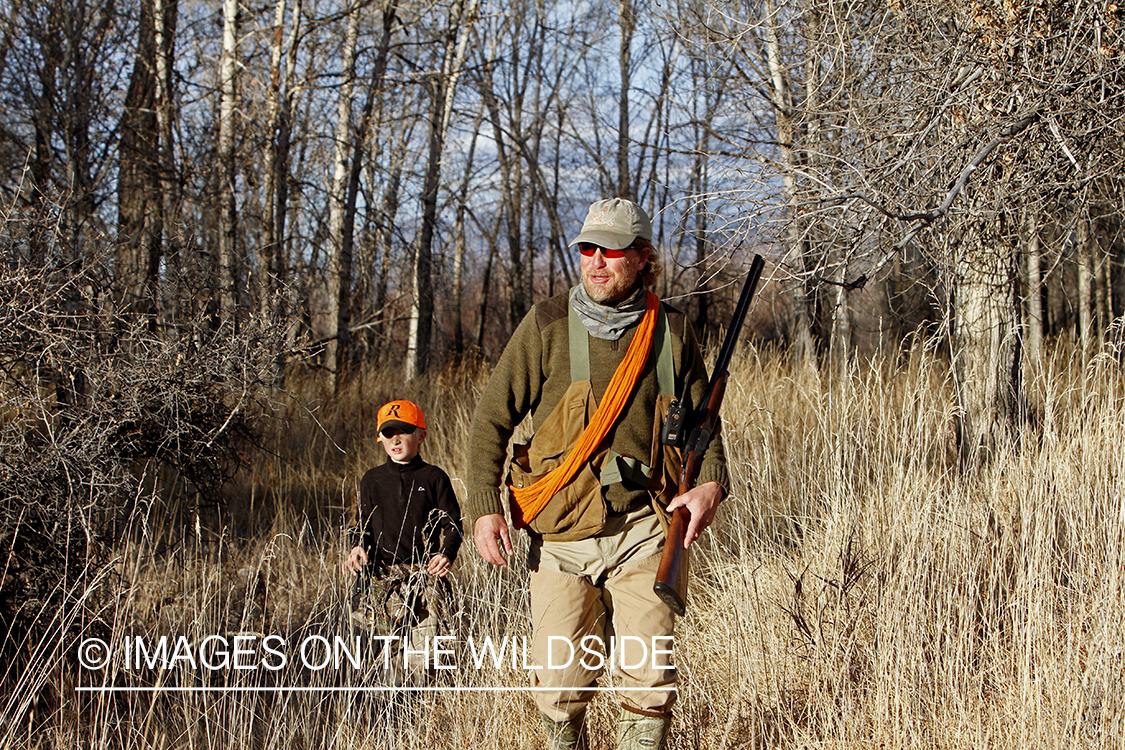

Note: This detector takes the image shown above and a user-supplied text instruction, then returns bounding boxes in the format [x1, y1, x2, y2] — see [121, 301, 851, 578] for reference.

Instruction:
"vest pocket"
[506, 380, 608, 541]
[508, 442, 608, 541]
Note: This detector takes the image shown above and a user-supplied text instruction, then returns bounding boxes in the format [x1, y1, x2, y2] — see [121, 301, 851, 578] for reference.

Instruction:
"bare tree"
[477, 50, 529, 331]
[323, 0, 362, 379]
[886, 1, 1125, 462]
[0, 0, 122, 238]
[117, 0, 163, 317]
[673, 0, 1125, 455]
[449, 105, 486, 360]
[616, 0, 635, 200]
[369, 116, 417, 361]
[1024, 210, 1044, 369]
[406, 0, 479, 379]
[217, 0, 241, 321]
[259, 0, 302, 324]
[152, 0, 180, 310]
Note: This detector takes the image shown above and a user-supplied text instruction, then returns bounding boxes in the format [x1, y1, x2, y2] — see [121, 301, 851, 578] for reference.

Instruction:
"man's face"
[378, 427, 425, 463]
[579, 243, 650, 304]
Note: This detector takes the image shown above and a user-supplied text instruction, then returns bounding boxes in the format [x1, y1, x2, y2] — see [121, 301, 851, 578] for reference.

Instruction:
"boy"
[343, 400, 463, 675]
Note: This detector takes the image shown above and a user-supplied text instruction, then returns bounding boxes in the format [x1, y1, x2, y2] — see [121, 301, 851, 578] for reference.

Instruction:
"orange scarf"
[508, 291, 659, 528]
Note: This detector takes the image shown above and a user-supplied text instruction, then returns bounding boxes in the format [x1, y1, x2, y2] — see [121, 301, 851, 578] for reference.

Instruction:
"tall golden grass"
[4, 340, 1123, 749]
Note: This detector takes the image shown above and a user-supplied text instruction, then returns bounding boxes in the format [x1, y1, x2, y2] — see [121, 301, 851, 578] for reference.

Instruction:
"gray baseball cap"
[568, 198, 653, 250]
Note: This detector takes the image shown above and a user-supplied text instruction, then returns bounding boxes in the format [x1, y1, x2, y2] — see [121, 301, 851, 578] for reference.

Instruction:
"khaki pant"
[528, 507, 679, 722]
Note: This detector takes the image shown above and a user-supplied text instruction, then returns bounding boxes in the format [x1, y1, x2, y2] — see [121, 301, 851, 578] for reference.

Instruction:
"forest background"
[1, 0, 1125, 747]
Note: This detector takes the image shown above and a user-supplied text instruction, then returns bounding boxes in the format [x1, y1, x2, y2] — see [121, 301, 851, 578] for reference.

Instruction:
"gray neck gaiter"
[569, 284, 647, 341]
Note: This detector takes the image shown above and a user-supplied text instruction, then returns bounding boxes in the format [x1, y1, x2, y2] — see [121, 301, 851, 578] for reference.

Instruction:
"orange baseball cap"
[377, 400, 426, 435]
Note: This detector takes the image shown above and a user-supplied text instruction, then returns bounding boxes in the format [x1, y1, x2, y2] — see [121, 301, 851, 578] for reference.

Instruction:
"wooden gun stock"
[653, 506, 690, 615]
[653, 255, 764, 616]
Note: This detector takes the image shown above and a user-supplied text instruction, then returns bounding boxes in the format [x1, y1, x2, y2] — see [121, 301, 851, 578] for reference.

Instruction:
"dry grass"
[4, 341, 1124, 749]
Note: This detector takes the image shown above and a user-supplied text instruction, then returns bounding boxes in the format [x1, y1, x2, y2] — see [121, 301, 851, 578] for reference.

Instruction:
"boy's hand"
[473, 513, 513, 567]
[427, 554, 452, 577]
[342, 546, 368, 575]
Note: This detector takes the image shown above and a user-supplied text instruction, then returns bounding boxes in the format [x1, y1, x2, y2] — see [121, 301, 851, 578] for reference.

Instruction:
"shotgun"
[654, 253, 765, 616]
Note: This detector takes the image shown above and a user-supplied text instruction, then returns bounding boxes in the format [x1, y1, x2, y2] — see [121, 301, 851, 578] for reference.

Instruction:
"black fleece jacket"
[357, 455, 463, 569]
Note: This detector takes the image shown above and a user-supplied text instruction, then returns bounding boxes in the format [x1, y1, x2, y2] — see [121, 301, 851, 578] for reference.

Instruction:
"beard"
[581, 266, 639, 305]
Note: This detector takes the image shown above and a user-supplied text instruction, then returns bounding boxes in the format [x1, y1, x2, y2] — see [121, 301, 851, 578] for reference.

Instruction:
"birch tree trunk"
[523, 71, 543, 311]
[829, 264, 852, 378]
[475, 212, 504, 351]
[1025, 211, 1043, 372]
[805, 4, 851, 377]
[1077, 217, 1095, 360]
[764, 0, 815, 367]
[1095, 220, 1112, 349]
[217, 0, 240, 322]
[547, 106, 572, 294]
[336, 0, 397, 389]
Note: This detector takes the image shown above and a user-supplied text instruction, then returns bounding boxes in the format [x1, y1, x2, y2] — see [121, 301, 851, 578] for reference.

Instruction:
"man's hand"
[666, 481, 723, 549]
[427, 553, 452, 577]
[342, 545, 368, 575]
[473, 513, 513, 566]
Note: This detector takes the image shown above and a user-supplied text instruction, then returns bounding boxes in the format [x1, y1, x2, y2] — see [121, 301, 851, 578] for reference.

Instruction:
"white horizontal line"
[76, 686, 677, 693]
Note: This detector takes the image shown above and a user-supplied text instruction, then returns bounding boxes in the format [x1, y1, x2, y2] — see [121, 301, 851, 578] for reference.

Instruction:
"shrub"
[0, 202, 282, 713]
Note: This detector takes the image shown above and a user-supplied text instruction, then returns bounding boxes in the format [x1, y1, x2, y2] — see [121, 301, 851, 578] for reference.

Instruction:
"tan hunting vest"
[506, 300, 682, 541]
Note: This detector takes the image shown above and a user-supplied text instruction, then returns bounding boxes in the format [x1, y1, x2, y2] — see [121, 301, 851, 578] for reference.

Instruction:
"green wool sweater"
[464, 289, 729, 523]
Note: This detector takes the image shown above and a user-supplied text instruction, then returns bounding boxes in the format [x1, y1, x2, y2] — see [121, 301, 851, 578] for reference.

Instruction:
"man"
[465, 197, 728, 750]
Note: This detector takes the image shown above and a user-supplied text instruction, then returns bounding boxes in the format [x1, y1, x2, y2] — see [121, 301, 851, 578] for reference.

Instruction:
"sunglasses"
[578, 243, 637, 259]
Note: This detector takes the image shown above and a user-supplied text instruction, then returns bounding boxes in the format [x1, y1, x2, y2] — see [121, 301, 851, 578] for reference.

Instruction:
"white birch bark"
[217, 0, 240, 321]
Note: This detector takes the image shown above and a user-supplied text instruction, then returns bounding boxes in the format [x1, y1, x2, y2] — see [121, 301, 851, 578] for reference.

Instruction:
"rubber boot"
[541, 711, 588, 750]
[616, 710, 670, 750]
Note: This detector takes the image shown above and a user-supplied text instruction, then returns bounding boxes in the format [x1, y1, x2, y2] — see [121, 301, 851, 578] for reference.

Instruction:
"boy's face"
[378, 427, 425, 463]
